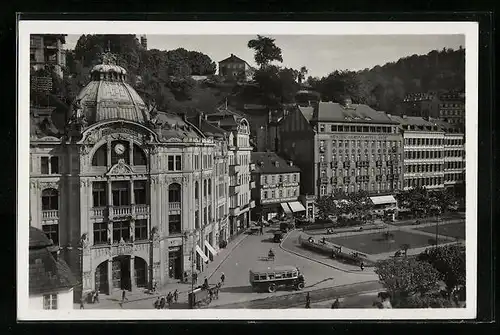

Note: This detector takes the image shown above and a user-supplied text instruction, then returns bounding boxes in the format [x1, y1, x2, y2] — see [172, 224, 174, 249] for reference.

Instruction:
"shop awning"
[204, 240, 217, 256]
[195, 245, 209, 263]
[280, 202, 292, 214]
[288, 201, 306, 213]
[370, 195, 397, 205]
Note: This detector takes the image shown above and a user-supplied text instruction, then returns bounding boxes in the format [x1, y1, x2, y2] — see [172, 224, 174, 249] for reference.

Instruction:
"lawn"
[415, 222, 465, 240]
[326, 230, 447, 255]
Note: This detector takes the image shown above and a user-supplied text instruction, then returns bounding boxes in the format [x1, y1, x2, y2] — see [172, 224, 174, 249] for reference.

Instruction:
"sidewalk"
[78, 231, 250, 309]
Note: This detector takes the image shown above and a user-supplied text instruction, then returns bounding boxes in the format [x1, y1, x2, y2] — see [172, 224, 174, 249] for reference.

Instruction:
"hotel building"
[29, 53, 252, 300]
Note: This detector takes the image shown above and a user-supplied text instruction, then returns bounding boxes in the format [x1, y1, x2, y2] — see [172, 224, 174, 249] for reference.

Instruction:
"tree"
[346, 190, 373, 223]
[298, 66, 308, 84]
[252, 65, 299, 108]
[188, 50, 217, 75]
[247, 35, 283, 68]
[401, 294, 454, 308]
[417, 244, 465, 295]
[395, 186, 432, 218]
[375, 258, 442, 306]
[315, 195, 342, 220]
[314, 70, 363, 103]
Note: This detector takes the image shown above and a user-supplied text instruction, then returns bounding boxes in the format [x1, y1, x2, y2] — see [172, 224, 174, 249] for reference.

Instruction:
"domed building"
[29, 52, 253, 300]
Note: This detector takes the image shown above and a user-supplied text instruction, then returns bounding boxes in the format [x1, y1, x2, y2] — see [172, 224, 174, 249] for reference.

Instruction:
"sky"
[65, 34, 465, 78]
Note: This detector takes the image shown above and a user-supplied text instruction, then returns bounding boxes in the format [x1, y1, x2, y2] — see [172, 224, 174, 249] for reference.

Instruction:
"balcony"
[110, 206, 132, 218]
[319, 146, 325, 153]
[319, 162, 328, 169]
[229, 164, 240, 175]
[90, 207, 107, 218]
[42, 210, 59, 220]
[320, 177, 329, 184]
[250, 200, 256, 209]
[230, 185, 241, 195]
[169, 202, 181, 211]
[250, 163, 256, 171]
[250, 181, 256, 189]
[134, 204, 149, 215]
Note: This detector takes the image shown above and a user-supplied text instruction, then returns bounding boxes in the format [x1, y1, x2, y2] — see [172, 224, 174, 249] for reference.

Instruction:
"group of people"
[304, 292, 341, 309]
[154, 289, 179, 309]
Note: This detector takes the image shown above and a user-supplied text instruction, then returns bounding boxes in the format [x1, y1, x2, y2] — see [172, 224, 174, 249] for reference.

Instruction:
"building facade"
[218, 54, 255, 81]
[388, 115, 446, 190]
[30, 34, 67, 79]
[280, 99, 404, 199]
[29, 54, 245, 300]
[250, 152, 304, 221]
[437, 91, 465, 126]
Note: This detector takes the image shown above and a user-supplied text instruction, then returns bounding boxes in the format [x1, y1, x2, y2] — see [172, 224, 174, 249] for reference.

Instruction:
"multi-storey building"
[29, 53, 243, 301]
[30, 34, 67, 78]
[218, 54, 255, 81]
[250, 152, 304, 221]
[280, 99, 404, 199]
[435, 121, 466, 189]
[205, 105, 255, 238]
[388, 115, 446, 190]
[437, 91, 465, 126]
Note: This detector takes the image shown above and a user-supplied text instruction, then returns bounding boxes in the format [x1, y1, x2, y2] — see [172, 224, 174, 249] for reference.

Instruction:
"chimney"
[288, 160, 294, 166]
[342, 97, 352, 109]
[231, 53, 234, 57]
[198, 112, 204, 126]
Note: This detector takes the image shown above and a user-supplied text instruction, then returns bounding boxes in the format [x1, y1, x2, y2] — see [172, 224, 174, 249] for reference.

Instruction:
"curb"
[279, 231, 375, 275]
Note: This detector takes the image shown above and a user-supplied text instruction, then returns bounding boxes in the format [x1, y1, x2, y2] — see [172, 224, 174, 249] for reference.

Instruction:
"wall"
[29, 289, 74, 310]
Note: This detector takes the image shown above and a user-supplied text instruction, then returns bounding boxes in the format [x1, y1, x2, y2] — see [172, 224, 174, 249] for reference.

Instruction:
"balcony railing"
[250, 163, 256, 171]
[320, 177, 329, 184]
[250, 181, 256, 189]
[169, 202, 181, 211]
[42, 210, 59, 220]
[110, 206, 132, 218]
[90, 207, 107, 218]
[250, 200, 256, 209]
[134, 204, 149, 214]
[319, 162, 328, 169]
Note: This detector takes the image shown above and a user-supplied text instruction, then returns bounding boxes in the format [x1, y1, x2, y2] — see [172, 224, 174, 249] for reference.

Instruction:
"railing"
[250, 163, 256, 171]
[250, 181, 256, 189]
[42, 210, 59, 220]
[169, 202, 181, 211]
[110, 206, 132, 217]
[134, 204, 149, 214]
[90, 207, 106, 218]
[250, 200, 256, 208]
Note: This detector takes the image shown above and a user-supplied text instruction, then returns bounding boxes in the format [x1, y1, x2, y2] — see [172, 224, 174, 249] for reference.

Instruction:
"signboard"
[168, 238, 183, 247]
[261, 197, 297, 205]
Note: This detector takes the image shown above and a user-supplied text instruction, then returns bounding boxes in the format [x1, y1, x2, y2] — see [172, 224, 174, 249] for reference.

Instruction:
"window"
[43, 294, 57, 310]
[320, 185, 327, 196]
[263, 191, 268, 199]
[133, 144, 147, 165]
[112, 181, 130, 206]
[195, 210, 200, 229]
[320, 124, 325, 132]
[92, 182, 107, 207]
[168, 183, 181, 203]
[113, 221, 130, 242]
[93, 222, 108, 245]
[42, 189, 58, 210]
[176, 156, 182, 170]
[168, 156, 175, 171]
[134, 219, 148, 240]
[208, 179, 212, 196]
[41, 156, 59, 174]
[111, 141, 129, 165]
[203, 180, 207, 197]
[92, 145, 107, 166]
[169, 214, 181, 234]
[42, 224, 58, 245]
[195, 181, 199, 199]
[134, 181, 147, 205]
[203, 207, 208, 225]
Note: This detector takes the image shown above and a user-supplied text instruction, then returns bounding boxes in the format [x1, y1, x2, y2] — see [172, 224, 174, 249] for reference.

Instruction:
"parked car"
[249, 265, 305, 293]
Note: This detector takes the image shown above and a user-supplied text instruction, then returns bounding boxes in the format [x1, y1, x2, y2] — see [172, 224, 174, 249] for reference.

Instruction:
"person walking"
[79, 297, 85, 309]
[332, 298, 340, 309]
[360, 262, 365, 271]
[159, 296, 166, 309]
[203, 277, 209, 290]
[154, 297, 160, 309]
[173, 289, 178, 303]
[94, 289, 99, 304]
[121, 289, 128, 304]
[214, 284, 219, 299]
[260, 224, 264, 235]
[305, 292, 311, 309]
[220, 272, 225, 285]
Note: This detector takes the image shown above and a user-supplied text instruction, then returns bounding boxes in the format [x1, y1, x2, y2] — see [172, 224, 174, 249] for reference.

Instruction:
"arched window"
[203, 180, 207, 197]
[42, 188, 58, 210]
[208, 179, 212, 196]
[168, 183, 181, 203]
[195, 181, 199, 200]
[92, 145, 107, 166]
[133, 144, 147, 166]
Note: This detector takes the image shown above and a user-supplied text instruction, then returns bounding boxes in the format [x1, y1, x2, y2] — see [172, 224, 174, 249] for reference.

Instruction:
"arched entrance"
[112, 256, 131, 291]
[134, 257, 147, 288]
[95, 261, 109, 295]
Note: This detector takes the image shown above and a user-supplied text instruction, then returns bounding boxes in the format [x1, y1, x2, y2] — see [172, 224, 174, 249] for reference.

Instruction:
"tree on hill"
[309, 70, 364, 103]
[247, 35, 283, 68]
[298, 66, 308, 84]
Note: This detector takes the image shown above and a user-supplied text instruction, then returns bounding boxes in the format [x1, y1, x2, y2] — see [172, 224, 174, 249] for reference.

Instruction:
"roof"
[298, 105, 315, 122]
[187, 115, 227, 138]
[153, 112, 201, 140]
[250, 265, 298, 274]
[370, 195, 397, 205]
[29, 227, 78, 295]
[218, 54, 254, 69]
[315, 102, 397, 125]
[251, 152, 301, 174]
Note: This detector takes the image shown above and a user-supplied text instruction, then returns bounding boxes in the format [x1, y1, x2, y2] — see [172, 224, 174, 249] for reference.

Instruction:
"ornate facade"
[29, 54, 240, 299]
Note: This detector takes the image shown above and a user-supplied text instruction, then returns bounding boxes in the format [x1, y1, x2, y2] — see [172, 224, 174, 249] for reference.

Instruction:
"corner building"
[29, 56, 234, 299]
[280, 99, 403, 198]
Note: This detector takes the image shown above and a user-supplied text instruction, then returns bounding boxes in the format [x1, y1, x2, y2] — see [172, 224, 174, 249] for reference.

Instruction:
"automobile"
[249, 265, 305, 293]
[273, 231, 285, 243]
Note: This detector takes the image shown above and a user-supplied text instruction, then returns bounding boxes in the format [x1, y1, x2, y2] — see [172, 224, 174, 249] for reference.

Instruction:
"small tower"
[140, 35, 148, 50]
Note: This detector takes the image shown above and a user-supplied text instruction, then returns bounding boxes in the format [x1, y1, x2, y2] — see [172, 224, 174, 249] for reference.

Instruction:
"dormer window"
[274, 161, 279, 167]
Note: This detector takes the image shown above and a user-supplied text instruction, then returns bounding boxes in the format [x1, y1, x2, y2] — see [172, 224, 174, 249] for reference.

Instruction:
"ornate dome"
[71, 52, 149, 126]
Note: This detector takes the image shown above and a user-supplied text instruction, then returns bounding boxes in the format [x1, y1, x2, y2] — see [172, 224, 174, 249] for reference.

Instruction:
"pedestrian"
[203, 277, 209, 290]
[193, 272, 198, 284]
[80, 297, 85, 309]
[360, 262, 365, 271]
[173, 289, 178, 303]
[94, 289, 99, 304]
[209, 288, 213, 301]
[154, 297, 160, 309]
[260, 224, 264, 235]
[305, 292, 311, 309]
[214, 284, 219, 299]
[220, 272, 225, 285]
[332, 298, 340, 309]
[159, 296, 166, 309]
[121, 289, 128, 304]
[169, 292, 174, 307]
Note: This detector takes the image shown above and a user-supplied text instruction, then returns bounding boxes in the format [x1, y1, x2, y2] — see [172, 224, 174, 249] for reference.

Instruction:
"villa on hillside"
[218, 54, 255, 82]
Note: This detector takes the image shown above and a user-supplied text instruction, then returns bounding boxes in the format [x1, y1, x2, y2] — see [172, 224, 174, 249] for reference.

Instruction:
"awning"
[280, 202, 292, 214]
[195, 245, 209, 263]
[370, 195, 397, 206]
[204, 240, 217, 256]
[288, 201, 306, 213]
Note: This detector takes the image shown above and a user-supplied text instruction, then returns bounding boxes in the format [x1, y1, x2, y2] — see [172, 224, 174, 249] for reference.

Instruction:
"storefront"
[168, 246, 183, 280]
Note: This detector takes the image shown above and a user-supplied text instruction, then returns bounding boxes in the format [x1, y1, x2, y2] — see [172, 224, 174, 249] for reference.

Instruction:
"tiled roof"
[154, 112, 201, 140]
[387, 115, 436, 127]
[187, 115, 227, 138]
[251, 152, 301, 174]
[315, 102, 397, 125]
[218, 54, 254, 69]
